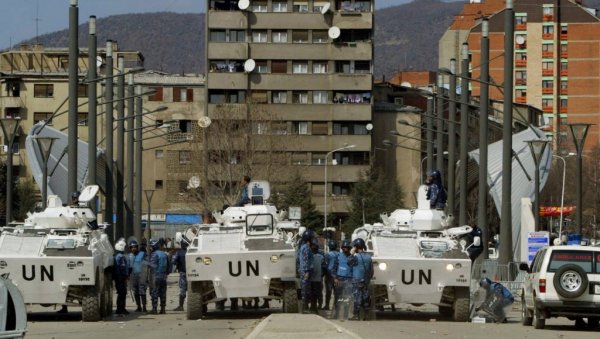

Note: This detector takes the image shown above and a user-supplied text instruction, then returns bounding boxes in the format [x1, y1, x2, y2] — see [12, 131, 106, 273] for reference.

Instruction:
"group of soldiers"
[112, 237, 188, 315]
[298, 230, 373, 321]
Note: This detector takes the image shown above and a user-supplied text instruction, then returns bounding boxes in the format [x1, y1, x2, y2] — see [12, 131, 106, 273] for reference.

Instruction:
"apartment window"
[542, 80, 553, 89]
[312, 122, 328, 135]
[209, 60, 244, 72]
[560, 44, 568, 53]
[292, 30, 309, 43]
[252, 0, 267, 12]
[561, 61, 568, 70]
[34, 84, 54, 97]
[335, 61, 351, 73]
[77, 84, 88, 97]
[256, 61, 268, 73]
[313, 61, 328, 74]
[179, 151, 192, 165]
[517, 53, 527, 61]
[209, 90, 246, 104]
[561, 25, 568, 35]
[332, 183, 351, 195]
[210, 0, 240, 10]
[543, 6, 553, 17]
[272, 30, 288, 43]
[313, 91, 328, 104]
[210, 29, 227, 42]
[516, 89, 527, 97]
[354, 61, 370, 74]
[333, 122, 368, 135]
[542, 44, 554, 53]
[272, 121, 288, 135]
[542, 62, 553, 70]
[312, 153, 326, 165]
[155, 149, 164, 158]
[253, 122, 268, 135]
[542, 25, 554, 34]
[292, 121, 309, 135]
[6, 81, 20, 96]
[78, 112, 88, 126]
[292, 152, 309, 165]
[333, 91, 371, 103]
[516, 70, 527, 80]
[560, 98, 568, 107]
[314, 1, 330, 12]
[292, 91, 308, 104]
[515, 16, 527, 25]
[334, 151, 369, 165]
[293, 1, 308, 12]
[179, 120, 192, 133]
[250, 91, 268, 104]
[148, 87, 163, 101]
[561, 80, 568, 90]
[542, 98, 553, 107]
[4, 108, 21, 120]
[252, 30, 268, 43]
[292, 61, 309, 74]
[272, 60, 287, 73]
[272, 1, 288, 12]
[33, 112, 53, 125]
[354, 0, 372, 11]
[155, 180, 163, 189]
[174, 87, 194, 102]
[229, 30, 246, 42]
[312, 30, 328, 43]
[338, 29, 371, 43]
[272, 91, 288, 103]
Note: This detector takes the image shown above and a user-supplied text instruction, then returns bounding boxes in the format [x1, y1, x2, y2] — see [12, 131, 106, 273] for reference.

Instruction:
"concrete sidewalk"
[246, 314, 362, 339]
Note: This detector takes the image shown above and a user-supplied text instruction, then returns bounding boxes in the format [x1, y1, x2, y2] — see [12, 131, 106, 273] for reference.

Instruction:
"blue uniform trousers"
[352, 282, 370, 316]
[178, 272, 187, 299]
[151, 276, 167, 309]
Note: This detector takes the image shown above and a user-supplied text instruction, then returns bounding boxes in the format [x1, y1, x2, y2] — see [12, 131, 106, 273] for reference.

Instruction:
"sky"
[1, 0, 437, 50]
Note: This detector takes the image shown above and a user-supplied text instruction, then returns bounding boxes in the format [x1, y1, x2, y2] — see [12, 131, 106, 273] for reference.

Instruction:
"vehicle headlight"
[378, 262, 387, 271]
[77, 261, 84, 267]
[446, 264, 455, 271]
[270, 255, 279, 263]
[195, 257, 203, 263]
[203, 257, 212, 265]
[454, 263, 462, 269]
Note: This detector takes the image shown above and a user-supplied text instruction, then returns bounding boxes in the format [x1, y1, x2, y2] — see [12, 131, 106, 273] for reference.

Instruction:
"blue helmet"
[128, 240, 139, 248]
[328, 239, 338, 251]
[352, 238, 366, 250]
[302, 229, 316, 243]
[341, 239, 352, 249]
[428, 169, 441, 179]
[149, 238, 161, 250]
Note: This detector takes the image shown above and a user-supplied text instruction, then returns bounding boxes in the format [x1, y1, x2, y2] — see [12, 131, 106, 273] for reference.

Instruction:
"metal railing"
[471, 259, 525, 298]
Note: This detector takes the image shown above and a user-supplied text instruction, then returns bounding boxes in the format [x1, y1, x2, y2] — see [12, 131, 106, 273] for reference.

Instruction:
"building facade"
[205, 0, 373, 221]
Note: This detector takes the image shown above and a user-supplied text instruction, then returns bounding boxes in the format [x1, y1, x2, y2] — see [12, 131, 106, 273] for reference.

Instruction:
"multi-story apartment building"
[205, 0, 373, 221]
[440, 0, 600, 150]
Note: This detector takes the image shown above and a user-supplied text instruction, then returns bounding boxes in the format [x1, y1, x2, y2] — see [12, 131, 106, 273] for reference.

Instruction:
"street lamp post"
[34, 136, 58, 209]
[0, 118, 21, 224]
[478, 17, 490, 258]
[324, 145, 355, 229]
[568, 123, 593, 235]
[552, 154, 566, 239]
[144, 189, 155, 240]
[525, 139, 549, 231]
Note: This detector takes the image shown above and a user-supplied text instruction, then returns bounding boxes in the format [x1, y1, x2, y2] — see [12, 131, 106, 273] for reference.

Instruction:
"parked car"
[519, 245, 600, 329]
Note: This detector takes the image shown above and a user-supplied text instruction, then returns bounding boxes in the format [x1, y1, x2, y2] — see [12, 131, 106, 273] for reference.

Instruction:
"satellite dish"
[321, 3, 331, 14]
[188, 176, 200, 189]
[366, 123, 373, 131]
[516, 35, 526, 44]
[400, 81, 412, 88]
[198, 116, 212, 128]
[244, 59, 256, 73]
[328, 26, 341, 39]
[96, 56, 104, 67]
[238, 0, 250, 10]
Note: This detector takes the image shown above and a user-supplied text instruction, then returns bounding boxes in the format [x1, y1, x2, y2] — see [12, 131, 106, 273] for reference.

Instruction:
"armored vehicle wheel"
[452, 288, 470, 322]
[439, 305, 452, 318]
[282, 284, 298, 313]
[187, 284, 205, 320]
[82, 287, 102, 322]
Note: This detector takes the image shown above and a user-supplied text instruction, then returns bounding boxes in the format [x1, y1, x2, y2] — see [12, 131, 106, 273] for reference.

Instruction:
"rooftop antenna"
[34, 0, 42, 44]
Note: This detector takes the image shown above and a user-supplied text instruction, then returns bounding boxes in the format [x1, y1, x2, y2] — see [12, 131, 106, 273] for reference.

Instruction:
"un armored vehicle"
[183, 181, 300, 319]
[0, 186, 114, 321]
[352, 185, 472, 321]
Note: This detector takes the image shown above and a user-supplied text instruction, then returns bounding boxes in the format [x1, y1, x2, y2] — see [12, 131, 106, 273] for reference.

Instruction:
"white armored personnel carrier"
[183, 181, 300, 319]
[352, 185, 472, 321]
[0, 186, 114, 321]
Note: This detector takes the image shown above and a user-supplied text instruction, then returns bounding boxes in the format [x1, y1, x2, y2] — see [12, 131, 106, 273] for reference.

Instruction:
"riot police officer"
[310, 238, 326, 313]
[425, 169, 447, 210]
[149, 238, 169, 314]
[172, 240, 188, 311]
[298, 229, 315, 313]
[129, 240, 149, 312]
[331, 239, 353, 319]
[348, 238, 373, 321]
[323, 239, 338, 310]
[113, 238, 129, 315]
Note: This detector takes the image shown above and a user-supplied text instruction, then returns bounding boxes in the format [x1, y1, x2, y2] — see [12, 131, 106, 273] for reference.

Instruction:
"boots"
[302, 301, 310, 314]
[134, 295, 142, 312]
[141, 295, 148, 313]
[149, 308, 158, 314]
[173, 296, 185, 311]
[159, 306, 166, 314]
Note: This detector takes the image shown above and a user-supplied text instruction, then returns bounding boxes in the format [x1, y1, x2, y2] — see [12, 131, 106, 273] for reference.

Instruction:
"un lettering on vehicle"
[228, 260, 259, 277]
[22, 264, 54, 282]
[399, 269, 431, 285]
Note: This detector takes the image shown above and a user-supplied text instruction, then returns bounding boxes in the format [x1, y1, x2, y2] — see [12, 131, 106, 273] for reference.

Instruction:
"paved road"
[23, 275, 600, 339]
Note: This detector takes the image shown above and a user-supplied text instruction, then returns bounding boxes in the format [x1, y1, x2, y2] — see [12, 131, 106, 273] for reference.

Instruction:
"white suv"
[519, 245, 600, 329]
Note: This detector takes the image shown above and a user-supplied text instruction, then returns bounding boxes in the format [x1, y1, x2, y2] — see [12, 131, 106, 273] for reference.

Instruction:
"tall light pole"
[144, 189, 155, 240]
[324, 145, 355, 229]
[104, 40, 114, 233]
[67, 0, 79, 199]
[478, 18, 490, 258]
[435, 74, 444, 173]
[552, 154, 566, 238]
[458, 43, 470, 226]
[116, 56, 125, 240]
[34, 136, 58, 209]
[0, 118, 20, 224]
[87, 15, 97, 212]
[525, 139, 549, 231]
[446, 59, 457, 217]
[568, 123, 592, 235]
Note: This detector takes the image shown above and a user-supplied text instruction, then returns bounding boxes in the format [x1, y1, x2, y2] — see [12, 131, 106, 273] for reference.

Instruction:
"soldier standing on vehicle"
[323, 239, 338, 311]
[298, 229, 315, 313]
[114, 238, 130, 315]
[310, 238, 326, 313]
[425, 170, 447, 210]
[348, 238, 373, 321]
[235, 175, 251, 207]
[149, 238, 169, 314]
[172, 239, 188, 311]
[331, 239, 353, 319]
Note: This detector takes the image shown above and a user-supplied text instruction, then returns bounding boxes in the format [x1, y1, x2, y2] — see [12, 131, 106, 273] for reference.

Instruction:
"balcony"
[515, 24, 527, 31]
[516, 60, 527, 67]
[207, 103, 371, 121]
[294, 135, 371, 152]
[207, 72, 248, 89]
[542, 51, 554, 58]
[515, 79, 527, 85]
[515, 96, 527, 104]
[300, 165, 368, 183]
[560, 69, 568, 76]
[560, 51, 568, 58]
[251, 13, 329, 30]
[560, 33, 568, 39]
[542, 33, 554, 40]
[560, 88, 568, 95]
[249, 42, 372, 60]
[247, 73, 372, 91]
[542, 106, 554, 113]
[543, 14, 554, 22]
[332, 11, 373, 29]
[516, 43, 527, 50]
[207, 11, 247, 28]
[542, 88, 553, 94]
[560, 107, 568, 113]
[208, 42, 248, 59]
[542, 69, 554, 76]
[0, 96, 23, 108]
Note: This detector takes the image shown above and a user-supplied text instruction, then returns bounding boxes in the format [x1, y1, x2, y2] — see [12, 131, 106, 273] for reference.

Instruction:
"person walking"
[149, 238, 169, 314]
[113, 238, 129, 316]
[331, 239, 353, 319]
[172, 240, 188, 311]
[348, 238, 373, 321]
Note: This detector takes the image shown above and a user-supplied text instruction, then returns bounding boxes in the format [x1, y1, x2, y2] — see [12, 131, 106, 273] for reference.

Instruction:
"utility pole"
[67, 0, 79, 198]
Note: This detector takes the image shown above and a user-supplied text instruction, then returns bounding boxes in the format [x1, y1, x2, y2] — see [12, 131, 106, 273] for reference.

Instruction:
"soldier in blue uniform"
[298, 229, 315, 313]
[113, 238, 129, 315]
[348, 238, 373, 321]
[331, 239, 353, 319]
[425, 169, 447, 210]
[310, 238, 326, 313]
[322, 239, 338, 310]
[172, 240, 188, 311]
[128, 240, 146, 312]
[149, 238, 169, 314]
